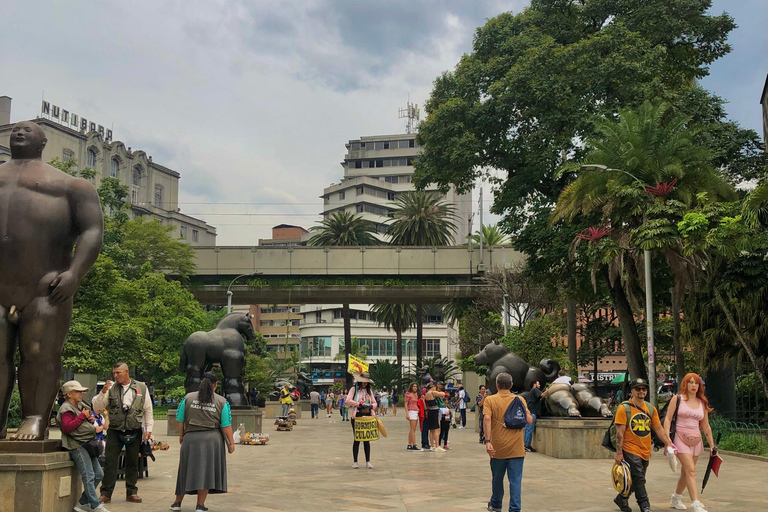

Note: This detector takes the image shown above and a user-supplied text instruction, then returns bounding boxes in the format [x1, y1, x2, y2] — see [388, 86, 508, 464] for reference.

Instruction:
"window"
[192, 229, 199, 242]
[315, 311, 322, 323]
[356, 186, 363, 196]
[180, 226, 187, 239]
[424, 339, 441, 357]
[291, 307, 301, 313]
[300, 336, 332, 357]
[384, 176, 398, 183]
[110, 158, 119, 178]
[354, 161, 362, 169]
[86, 148, 97, 167]
[154, 185, 163, 208]
[338, 191, 345, 200]
[132, 166, 143, 186]
[62, 149, 75, 162]
[426, 315, 443, 324]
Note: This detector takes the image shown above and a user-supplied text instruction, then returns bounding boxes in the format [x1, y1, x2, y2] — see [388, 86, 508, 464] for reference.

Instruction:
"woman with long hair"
[171, 372, 235, 512]
[663, 373, 716, 512]
[404, 382, 422, 451]
[423, 382, 446, 451]
[345, 372, 378, 469]
[339, 388, 349, 421]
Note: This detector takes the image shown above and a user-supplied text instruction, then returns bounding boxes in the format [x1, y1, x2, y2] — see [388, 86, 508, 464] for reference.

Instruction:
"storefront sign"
[41, 100, 112, 142]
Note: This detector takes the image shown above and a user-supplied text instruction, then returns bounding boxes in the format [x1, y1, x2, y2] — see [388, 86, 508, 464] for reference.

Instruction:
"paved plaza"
[80, 411, 768, 512]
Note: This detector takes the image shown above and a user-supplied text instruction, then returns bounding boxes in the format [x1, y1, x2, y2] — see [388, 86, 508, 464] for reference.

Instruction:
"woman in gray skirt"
[170, 372, 235, 512]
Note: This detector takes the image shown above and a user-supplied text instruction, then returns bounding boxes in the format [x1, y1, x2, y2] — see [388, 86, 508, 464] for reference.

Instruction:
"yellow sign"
[347, 354, 369, 374]
[353, 416, 379, 442]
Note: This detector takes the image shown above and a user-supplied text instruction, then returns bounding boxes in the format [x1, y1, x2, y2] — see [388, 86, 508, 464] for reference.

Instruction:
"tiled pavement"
[89, 413, 766, 512]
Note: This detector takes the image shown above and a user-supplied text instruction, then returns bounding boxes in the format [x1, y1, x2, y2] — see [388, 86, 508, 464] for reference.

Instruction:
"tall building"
[321, 133, 472, 244]
[0, 96, 216, 245]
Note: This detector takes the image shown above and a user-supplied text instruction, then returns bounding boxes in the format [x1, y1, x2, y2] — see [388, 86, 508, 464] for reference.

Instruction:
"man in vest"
[92, 362, 154, 504]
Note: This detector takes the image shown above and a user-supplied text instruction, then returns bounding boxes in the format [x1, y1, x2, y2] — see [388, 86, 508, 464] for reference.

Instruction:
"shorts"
[427, 409, 440, 430]
[407, 410, 419, 421]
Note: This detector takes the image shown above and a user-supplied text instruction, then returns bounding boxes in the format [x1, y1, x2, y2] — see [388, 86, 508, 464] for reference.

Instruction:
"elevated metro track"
[188, 245, 523, 305]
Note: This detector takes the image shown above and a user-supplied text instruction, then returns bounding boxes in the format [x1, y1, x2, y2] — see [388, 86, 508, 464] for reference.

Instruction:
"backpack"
[463, 391, 471, 403]
[602, 401, 658, 452]
[503, 396, 527, 429]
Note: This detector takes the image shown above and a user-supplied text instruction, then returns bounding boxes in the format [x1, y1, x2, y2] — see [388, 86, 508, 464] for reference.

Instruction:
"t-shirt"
[458, 390, 467, 410]
[483, 390, 529, 459]
[553, 376, 573, 385]
[525, 388, 543, 416]
[310, 391, 320, 405]
[614, 400, 660, 460]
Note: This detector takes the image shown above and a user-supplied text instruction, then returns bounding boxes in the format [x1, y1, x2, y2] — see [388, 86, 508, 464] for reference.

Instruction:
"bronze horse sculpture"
[180, 312, 255, 406]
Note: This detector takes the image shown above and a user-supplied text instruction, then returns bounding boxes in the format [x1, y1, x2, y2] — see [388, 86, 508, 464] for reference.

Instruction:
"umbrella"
[701, 432, 723, 493]
[610, 372, 628, 384]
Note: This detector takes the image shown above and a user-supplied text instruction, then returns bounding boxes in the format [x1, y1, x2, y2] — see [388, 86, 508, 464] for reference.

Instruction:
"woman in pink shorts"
[663, 373, 716, 512]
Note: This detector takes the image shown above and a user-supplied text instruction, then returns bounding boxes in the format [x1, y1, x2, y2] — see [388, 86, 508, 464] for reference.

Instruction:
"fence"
[709, 416, 767, 457]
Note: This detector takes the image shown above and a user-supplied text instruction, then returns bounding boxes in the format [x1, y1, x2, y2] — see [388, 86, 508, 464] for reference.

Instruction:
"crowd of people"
[56, 365, 718, 512]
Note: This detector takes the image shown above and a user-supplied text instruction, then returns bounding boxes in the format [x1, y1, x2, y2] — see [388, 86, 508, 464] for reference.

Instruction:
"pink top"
[405, 392, 419, 411]
[345, 385, 377, 419]
[676, 398, 704, 432]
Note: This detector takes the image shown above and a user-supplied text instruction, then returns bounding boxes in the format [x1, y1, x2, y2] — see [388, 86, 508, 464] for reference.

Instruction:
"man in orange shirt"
[483, 373, 532, 512]
[613, 378, 673, 512]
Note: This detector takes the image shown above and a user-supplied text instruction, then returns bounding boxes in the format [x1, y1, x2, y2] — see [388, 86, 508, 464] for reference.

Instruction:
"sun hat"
[62, 380, 89, 395]
[353, 371, 373, 383]
[629, 378, 649, 390]
[611, 461, 633, 498]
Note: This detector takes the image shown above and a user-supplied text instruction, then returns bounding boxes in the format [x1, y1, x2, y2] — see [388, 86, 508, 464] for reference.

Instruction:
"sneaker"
[640, 508, 652, 512]
[93, 506, 111, 512]
[670, 493, 686, 510]
[75, 505, 91, 512]
[430, 447, 437, 452]
[170, 503, 182, 511]
[525, 445, 537, 453]
[613, 495, 632, 512]
[487, 503, 502, 512]
[524, 445, 532, 452]
[366, 462, 373, 469]
[691, 500, 708, 512]
[442, 445, 450, 450]
[436, 446, 446, 452]
[352, 462, 359, 469]
[195, 506, 209, 512]
[414, 446, 424, 451]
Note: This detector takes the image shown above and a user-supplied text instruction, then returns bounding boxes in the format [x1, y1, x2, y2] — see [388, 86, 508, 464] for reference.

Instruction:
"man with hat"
[612, 378, 673, 512]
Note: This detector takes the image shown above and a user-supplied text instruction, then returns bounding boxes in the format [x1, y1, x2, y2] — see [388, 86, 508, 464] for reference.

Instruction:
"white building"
[321, 133, 472, 244]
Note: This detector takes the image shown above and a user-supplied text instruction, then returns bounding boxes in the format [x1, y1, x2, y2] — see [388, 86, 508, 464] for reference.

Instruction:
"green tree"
[121, 218, 197, 279]
[470, 224, 509, 246]
[333, 338, 369, 361]
[370, 303, 417, 366]
[368, 359, 404, 392]
[307, 211, 380, 246]
[386, 191, 457, 246]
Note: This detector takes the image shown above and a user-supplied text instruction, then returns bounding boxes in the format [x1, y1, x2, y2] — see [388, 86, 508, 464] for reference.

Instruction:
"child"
[439, 407, 452, 449]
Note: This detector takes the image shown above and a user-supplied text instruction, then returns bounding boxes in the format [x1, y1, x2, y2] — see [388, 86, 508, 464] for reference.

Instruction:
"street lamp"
[226, 272, 261, 314]
[579, 164, 658, 406]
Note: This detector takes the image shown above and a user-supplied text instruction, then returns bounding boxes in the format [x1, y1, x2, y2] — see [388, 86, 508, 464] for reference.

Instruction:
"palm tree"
[371, 303, 417, 366]
[308, 211, 379, 386]
[470, 224, 509, 246]
[386, 190, 457, 246]
[552, 101, 734, 381]
[333, 337, 369, 361]
[307, 211, 380, 246]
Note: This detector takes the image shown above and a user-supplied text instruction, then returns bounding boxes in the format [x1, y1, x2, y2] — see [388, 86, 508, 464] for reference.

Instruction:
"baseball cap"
[62, 380, 89, 395]
[629, 378, 649, 390]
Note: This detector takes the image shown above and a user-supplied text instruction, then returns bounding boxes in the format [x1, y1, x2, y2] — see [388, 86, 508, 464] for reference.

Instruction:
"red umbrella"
[701, 432, 723, 494]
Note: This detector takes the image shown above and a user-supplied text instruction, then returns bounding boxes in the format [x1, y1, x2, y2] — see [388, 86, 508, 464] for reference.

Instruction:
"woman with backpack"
[664, 373, 716, 512]
[345, 372, 378, 469]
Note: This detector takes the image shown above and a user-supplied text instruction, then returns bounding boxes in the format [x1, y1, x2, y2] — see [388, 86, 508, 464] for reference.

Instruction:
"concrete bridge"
[189, 245, 523, 304]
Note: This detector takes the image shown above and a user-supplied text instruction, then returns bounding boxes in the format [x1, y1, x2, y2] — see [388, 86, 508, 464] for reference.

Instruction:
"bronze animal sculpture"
[473, 341, 611, 418]
[180, 312, 255, 406]
[0, 121, 104, 440]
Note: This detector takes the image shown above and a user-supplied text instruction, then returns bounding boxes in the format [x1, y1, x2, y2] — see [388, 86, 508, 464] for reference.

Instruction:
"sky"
[2, 0, 764, 246]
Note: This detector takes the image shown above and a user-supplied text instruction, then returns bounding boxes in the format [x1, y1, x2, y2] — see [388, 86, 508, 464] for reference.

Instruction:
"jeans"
[460, 407, 467, 427]
[101, 428, 142, 498]
[524, 413, 537, 446]
[341, 406, 349, 420]
[69, 446, 104, 509]
[623, 452, 650, 509]
[311, 403, 319, 418]
[281, 403, 289, 416]
[489, 457, 524, 512]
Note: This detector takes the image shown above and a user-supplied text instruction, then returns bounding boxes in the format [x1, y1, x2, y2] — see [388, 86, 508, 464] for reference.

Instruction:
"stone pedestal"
[0, 441, 81, 512]
[533, 418, 613, 459]
[262, 401, 302, 419]
[167, 408, 264, 435]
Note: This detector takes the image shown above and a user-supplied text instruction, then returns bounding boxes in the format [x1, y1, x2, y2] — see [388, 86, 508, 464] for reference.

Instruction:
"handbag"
[117, 431, 139, 445]
[81, 438, 103, 458]
[140, 439, 156, 461]
[668, 395, 682, 441]
[678, 431, 702, 447]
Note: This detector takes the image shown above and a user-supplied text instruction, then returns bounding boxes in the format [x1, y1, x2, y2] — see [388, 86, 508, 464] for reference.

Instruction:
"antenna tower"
[398, 99, 420, 134]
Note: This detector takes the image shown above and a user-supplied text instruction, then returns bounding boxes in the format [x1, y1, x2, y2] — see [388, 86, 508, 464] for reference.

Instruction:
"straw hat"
[353, 371, 373, 383]
[611, 461, 633, 498]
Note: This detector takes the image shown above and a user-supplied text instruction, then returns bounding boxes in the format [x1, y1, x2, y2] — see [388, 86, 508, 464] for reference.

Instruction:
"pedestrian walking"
[340, 388, 350, 421]
[170, 372, 235, 512]
[613, 378, 673, 512]
[345, 372, 378, 469]
[523, 381, 547, 452]
[423, 382, 446, 451]
[664, 373, 716, 512]
[391, 388, 398, 416]
[457, 385, 468, 428]
[325, 390, 334, 418]
[380, 387, 389, 416]
[310, 388, 320, 419]
[58, 380, 109, 512]
[92, 362, 153, 504]
[477, 385, 488, 443]
[483, 373, 532, 512]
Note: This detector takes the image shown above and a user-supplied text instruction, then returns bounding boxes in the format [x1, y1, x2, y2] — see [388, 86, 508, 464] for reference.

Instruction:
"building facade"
[258, 224, 310, 247]
[0, 96, 216, 245]
[321, 134, 472, 244]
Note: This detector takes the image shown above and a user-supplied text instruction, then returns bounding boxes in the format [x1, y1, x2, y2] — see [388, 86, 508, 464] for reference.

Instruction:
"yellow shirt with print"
[614, 400, 660, 460]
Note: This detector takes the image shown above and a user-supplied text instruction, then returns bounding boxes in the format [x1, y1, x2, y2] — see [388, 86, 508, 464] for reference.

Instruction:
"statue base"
[262, 401, 302, 420]
[533, 418, 613, 459]
[167, 407, 264, 435]
[0, 440, 82, 512]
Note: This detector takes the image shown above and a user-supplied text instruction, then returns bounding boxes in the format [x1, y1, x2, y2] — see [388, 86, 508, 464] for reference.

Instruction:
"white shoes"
[366, 462, 373, 469]
[352, 462, 359, 469]
[691, 500, 708, 512]
[430, 447, 436, 452]
[74, 505, 91, 512]
[436, 446, 447, 452]
[94, 505, 111, 512]
[670, 493, 687, 510]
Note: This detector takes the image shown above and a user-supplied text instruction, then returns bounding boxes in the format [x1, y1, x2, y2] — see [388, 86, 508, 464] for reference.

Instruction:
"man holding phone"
[92, 362, 153, 504]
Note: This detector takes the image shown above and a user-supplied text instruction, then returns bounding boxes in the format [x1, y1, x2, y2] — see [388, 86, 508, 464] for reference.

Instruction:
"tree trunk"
[671, 285, 685, 382]
[396, 330, 403, 367]
[712, 288, 768, 400]
[606, 275, 647, 381]
[416, 304, 424, 369]
[566, 297, 578, 371]
[343, 304, 352, 389]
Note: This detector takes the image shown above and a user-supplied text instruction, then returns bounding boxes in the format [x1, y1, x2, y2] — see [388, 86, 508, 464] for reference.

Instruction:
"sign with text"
[352, 416, 379, 442]
[347, 354, 368, 375]
[41, 100, 113, 142]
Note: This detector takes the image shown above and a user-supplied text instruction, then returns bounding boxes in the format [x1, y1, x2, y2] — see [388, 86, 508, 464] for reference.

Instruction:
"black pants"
[439, 419, 451, 446]
[350, 418, 370, 463]
[101, 429, 142, 498]
[622, 452, 650, 509]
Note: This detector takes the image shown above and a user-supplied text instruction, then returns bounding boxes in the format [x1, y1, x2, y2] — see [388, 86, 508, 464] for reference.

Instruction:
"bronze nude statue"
[0, 121, 104, 440]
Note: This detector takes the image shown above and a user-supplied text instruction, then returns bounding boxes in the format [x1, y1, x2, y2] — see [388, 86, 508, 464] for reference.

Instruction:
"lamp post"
[226, 272, 261, 314]
[580, 164, 657, 406]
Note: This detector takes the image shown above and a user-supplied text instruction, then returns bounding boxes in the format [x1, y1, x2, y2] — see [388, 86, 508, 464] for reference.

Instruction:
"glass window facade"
[301, 336, 332, 358]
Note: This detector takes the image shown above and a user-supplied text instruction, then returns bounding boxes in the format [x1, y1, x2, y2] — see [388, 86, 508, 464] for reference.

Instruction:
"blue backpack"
[463, 391, 471, 403]
[503, 396, 527, 429]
